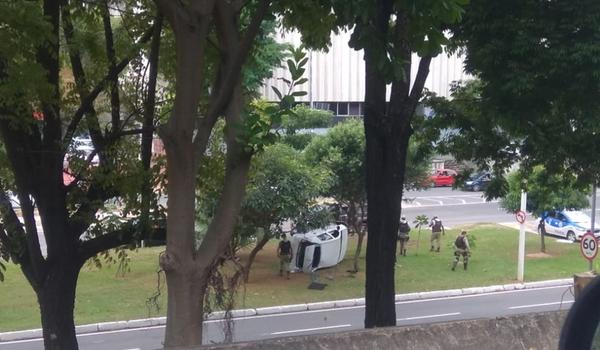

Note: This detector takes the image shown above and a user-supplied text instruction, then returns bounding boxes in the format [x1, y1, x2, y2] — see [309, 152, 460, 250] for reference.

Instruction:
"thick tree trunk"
[159, 19, 210, 349]
[163, 268, 207, 349]
[363, 114, 409, 327]
[243, 233, 271, 283]
[363, 11, 405, 324]
[37, 259, 81, 350]
[362, 2, 429, 328]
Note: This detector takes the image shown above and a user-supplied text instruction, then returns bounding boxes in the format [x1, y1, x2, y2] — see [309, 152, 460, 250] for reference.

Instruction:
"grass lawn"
[0, 224, 591, 332]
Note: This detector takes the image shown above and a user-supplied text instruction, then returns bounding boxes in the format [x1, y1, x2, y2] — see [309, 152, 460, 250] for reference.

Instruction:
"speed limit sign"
[580, 233, 598, 261]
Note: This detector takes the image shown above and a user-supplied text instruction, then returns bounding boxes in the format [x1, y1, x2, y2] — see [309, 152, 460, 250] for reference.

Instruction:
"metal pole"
[590, 183, 597, 271]
[518, 190, 527, 281]
[309, 51, 314, 109]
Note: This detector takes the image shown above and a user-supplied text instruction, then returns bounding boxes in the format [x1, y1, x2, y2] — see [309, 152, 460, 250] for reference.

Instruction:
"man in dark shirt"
[397, 216, 411, 256]
[277, 234, 293, 279]
[452, 230, 471, 271]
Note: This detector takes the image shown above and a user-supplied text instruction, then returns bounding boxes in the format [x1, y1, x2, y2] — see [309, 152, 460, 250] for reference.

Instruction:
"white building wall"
[261, 30, 470, 102]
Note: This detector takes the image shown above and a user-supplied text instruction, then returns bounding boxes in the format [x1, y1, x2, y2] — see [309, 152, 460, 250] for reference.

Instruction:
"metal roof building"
[260, 30, 470, 119]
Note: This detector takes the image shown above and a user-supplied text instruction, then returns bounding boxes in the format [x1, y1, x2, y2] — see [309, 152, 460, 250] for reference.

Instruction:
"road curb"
[0, 278, 572, 343]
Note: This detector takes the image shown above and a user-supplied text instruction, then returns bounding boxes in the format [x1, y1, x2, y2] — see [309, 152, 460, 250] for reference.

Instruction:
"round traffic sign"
[516, 210, 526, 224]
[580, 233, 598, 261]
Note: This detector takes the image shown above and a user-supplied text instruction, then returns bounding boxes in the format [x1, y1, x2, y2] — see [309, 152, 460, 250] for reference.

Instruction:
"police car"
[538, 210, 600, 242]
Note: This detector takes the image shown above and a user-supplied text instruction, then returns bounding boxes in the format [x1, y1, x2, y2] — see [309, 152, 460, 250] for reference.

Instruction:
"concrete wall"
[203, 311, 566, 350]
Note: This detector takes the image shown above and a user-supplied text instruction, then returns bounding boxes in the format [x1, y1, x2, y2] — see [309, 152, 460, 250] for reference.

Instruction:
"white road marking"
[403, 200, 499, 208]
[397, 312, 460, 321]
[270, 324, 352, 335]
[508, 300, 574, 310]
[0, 285, 573, 346]
[395, 285, 572, 305]
[0, 325, 166, 345]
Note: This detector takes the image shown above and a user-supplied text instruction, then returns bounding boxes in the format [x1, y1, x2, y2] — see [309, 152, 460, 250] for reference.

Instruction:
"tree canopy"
[446, 0, 600, 185]
[501, 167, 589, 218]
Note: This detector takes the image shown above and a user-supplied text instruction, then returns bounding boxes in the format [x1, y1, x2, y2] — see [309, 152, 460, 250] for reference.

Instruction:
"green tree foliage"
[0, 1, 164, 348]
[447, 0, 600, 185]
[501, 167, 589, 218]
[280, 105, 333, 150]
[304, 119, 432, 271]
[239, 143, 328, 282]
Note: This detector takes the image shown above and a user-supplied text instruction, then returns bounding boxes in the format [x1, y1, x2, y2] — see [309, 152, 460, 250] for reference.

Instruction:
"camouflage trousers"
[452, 249, 469, 270]
[430, 231, 442, 251]
[279, 254, 291, 274]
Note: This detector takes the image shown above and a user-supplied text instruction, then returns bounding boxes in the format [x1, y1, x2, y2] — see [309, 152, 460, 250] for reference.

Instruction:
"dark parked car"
[463, 172, 492, 192]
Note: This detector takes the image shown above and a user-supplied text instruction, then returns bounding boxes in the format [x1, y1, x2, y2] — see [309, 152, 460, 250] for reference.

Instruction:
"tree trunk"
[163, 267, 207, 349]
[159, 19, 210, 348]
[347, 202, 364, 272]
[243, 233, 271, 283]
[540, 221, 546, 253]
[37, 259, 81, 350]
[140, 15, 163, 243]
[353, 231, 366, 273]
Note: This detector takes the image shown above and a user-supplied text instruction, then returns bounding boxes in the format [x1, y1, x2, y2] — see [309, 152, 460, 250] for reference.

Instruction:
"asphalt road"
[0, 284, 574, 350]
[402, 187, 600, 228]
[402, 188, 511, 227]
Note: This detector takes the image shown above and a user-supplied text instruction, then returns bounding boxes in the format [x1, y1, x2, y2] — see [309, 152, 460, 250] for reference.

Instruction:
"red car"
[430, 169, 457, 187]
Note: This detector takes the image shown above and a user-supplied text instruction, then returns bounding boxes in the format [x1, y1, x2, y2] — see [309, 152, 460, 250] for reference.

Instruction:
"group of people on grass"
[398, 216, 471, 271]
[276, 216, 472, 280]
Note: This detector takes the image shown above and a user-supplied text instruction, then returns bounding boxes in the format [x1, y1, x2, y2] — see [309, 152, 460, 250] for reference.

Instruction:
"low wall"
[204, 311, 566, 350]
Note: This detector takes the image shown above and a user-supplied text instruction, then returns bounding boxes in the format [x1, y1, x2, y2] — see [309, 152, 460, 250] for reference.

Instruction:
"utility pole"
[518, 190, 527, 281]
[590, 182, 597, 271]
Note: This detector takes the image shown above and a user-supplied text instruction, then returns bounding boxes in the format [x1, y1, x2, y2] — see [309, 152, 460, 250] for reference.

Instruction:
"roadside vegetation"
[0, 224, 586, 332]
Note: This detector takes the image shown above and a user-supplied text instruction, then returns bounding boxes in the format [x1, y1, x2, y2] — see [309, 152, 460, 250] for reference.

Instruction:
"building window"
[338, 102, 348, 115]
[314, 102, 328, 110]
[328, 103, 337, 114]
[349, 102, 360, 116]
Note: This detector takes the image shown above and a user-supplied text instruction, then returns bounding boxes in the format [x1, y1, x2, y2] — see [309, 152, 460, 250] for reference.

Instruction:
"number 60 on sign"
[580, 233, 598, 261]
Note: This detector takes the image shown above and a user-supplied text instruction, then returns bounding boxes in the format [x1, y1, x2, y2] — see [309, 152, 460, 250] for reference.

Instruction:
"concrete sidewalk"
[0, 278, 572, 342]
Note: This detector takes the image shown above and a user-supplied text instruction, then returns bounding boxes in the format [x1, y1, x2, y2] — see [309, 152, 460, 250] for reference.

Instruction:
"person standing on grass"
[397, 216, 411, 256]
[277, 234, 293, 279]
[452, 230, 471, 271]
[429, 216, 445, 252]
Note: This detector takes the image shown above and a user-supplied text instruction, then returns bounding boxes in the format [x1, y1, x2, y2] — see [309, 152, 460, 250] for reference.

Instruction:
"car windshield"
[565, 211, 590, 224]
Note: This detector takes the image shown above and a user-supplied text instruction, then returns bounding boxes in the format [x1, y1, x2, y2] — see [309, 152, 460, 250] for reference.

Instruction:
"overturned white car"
[289, 224, 348, 273]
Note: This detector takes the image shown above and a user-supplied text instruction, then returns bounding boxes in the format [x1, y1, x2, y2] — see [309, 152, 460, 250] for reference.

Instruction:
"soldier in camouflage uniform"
[277, 234, 293, 279]
[397, 216, 411, 256]
[452, 230, 470, 271]
[429, 216, 445, 252]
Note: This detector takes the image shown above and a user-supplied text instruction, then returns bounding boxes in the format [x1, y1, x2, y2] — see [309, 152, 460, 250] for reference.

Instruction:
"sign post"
[517, 190, 527, 282]
[580, 232, 598, 263]
[590, 183, 597, 271]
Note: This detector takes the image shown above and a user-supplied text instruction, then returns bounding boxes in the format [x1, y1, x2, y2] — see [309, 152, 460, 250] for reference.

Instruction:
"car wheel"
[473, 185, 480, 192]
[567, 231, 576, 242]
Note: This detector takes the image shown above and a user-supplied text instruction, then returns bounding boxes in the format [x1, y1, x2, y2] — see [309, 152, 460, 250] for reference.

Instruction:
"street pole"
[518, 190, 527, 281]
[309, 50, 314, 109]
[590, 183, 597, 272]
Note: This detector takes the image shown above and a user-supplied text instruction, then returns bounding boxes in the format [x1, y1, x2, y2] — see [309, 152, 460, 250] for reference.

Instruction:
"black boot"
[430, 246, 434, 252]
[436, 247, 440, 253]
[464, 262, 468, 270]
